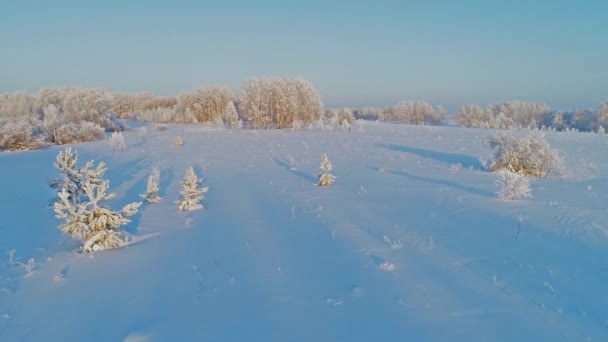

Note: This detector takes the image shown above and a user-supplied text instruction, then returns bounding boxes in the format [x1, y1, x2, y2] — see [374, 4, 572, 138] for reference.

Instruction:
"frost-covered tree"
[108, 131, 126, 152]
[176, 86, 232, 124]
[140, 167, 161, 204]
[495, 168, 532, 200]
[488, 132, 562, 178]
[54, 179, 142, 253]
[457, 101, 549, 129]
[49, 147, 107, 205]
[138, 127, 148, 140]
[176, 166, 209, 211]
[240, 78, 323, 129]
[317, 153, 336, 186]
[223, 101, 241, 128]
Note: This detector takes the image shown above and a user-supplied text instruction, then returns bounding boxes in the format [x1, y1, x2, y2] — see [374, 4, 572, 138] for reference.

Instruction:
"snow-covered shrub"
[317, 153, 336, 186]
[176, 86, 232, 124]
[458, 101, 549, 129]
[0, 92, 36, 119]
[174, 137, 183, 148]
[176, 166, 209, 211]
[49, 147, 107, 205]
[495, 168, 532, 200]
[54, 180, 141, 253]
[108, 131, 126, 152]
[354, 107, 383, 121]
[140, 167, 161, 204]
[113, 93, 176, 119]
[53, 122, 105, 145]
[382, 101, 445, 125]
[138, 127, 148, 140]
[61, 87, 118, 131]
[488, 132, 562, 178]
[0, 116, 44, 151]
[137, 107, 178, 123]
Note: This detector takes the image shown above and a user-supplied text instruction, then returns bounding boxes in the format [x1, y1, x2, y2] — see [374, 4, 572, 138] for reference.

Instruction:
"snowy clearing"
[1, 121, 607, 341]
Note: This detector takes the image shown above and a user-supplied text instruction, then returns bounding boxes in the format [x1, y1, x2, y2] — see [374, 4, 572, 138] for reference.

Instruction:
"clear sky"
[1, 0, 607, 111]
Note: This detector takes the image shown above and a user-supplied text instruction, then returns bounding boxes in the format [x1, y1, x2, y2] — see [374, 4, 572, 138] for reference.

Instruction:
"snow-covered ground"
[1, 121, 607, 341]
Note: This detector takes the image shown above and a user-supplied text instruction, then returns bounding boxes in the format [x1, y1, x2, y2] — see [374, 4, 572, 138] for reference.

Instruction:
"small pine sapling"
[140, 167, 162, 204]
[49, 147, 106, 205]
[317, 153, 336, 186]
[176, 166, 209, 211]
[53, 167, 142, 253]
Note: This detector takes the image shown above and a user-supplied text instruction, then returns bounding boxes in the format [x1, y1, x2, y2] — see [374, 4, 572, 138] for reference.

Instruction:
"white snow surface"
[1, 121, 608, 341]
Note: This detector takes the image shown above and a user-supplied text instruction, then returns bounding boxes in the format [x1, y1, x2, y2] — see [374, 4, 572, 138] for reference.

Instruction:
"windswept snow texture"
[1, 122, 608, 341]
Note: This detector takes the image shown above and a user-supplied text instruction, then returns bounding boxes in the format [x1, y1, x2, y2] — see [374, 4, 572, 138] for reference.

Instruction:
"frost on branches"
[140, 167, 161, 204]
[495, 168, 532, 200]
[317, 153, 336, 186]
[176, 166, 209, 211]
[49, 147, 106, 205]
[108, 131, 126, 152]
[53, 169, 142, 253]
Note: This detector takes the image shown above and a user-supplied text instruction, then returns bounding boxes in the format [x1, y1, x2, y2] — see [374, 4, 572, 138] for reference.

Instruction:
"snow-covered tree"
[240, 78, 323, 129]
[223, 101, 241, 128]
[138, 127, 148, 140]
[495, 168, 532, 200]
[108, 131, 125, 152]
[54, 178, 141, 253]
[317, 153, 336, 186]
[176, 86, 233, 124]
[488, 132, 562, 178]
[49, 147, 106, 205]
[176, 166, 209, 211]
[140, 167, 161, 204]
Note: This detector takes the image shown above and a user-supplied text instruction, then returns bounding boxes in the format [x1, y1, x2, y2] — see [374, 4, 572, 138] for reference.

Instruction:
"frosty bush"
[495, 168, 532, 200]
[488, 132, 562, 178]
[317, 153, 336, 186]
[138, 127, 148, 140]
[457, 101, 548, 129]
[174, 137, 183, 148]
[326, 108, 355, 131]
[52, 151, 141, 253]
[0, 116, 44, 151]
[53, 122, 105, 145]
[176, 166, 209, 211]
[108, 131, 126, 152]
[382, 101, 445, 125]
[140, 167, 161, 204]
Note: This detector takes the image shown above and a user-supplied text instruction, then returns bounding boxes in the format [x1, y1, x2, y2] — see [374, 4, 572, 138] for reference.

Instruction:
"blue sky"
[1, 0, 607, 111]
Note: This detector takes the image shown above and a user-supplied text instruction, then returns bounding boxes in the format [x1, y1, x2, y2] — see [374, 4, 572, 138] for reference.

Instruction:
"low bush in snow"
[487, 132, 562, 178]
[495, 168, 533, 200]
[108, 131, 126, 152]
